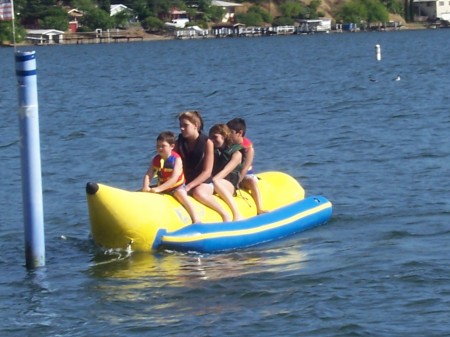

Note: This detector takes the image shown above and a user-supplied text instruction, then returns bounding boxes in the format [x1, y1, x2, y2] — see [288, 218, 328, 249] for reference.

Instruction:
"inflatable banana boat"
[86, 171, 332, 253]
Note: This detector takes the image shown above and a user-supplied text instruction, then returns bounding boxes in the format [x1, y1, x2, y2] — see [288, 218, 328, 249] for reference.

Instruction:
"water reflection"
[8, 268, 57, 331]
[89, 242, 309, 284]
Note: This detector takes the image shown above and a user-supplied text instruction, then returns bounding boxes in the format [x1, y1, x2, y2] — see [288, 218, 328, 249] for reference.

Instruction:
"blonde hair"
[178, 110, 204, 132]
[209, 124, 233, 148]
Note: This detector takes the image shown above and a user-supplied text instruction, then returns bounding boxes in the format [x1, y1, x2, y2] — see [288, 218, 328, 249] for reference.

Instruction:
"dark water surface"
[1, 30, 449, 336]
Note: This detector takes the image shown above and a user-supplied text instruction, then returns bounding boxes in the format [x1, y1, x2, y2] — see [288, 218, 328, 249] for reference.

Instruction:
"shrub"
[142, 16, 164, 33]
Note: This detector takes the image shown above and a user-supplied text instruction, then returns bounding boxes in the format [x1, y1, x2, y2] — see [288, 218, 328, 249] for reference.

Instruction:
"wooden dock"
[63, 32, 144, 44]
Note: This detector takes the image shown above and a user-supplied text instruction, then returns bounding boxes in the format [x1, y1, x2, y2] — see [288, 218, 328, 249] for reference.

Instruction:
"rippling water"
[1, 30, 449, 336]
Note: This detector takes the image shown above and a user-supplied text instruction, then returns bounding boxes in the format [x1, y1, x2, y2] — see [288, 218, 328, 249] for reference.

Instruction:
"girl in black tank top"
[175, 111, 232, 222]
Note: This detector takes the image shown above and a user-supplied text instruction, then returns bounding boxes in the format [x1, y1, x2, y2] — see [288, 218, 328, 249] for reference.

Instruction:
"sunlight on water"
[1, 30, 450, 336]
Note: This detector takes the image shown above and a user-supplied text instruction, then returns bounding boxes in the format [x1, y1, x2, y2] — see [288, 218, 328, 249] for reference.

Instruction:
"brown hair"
[178, 110, 204, 132]
[209, 124, 233, 148]
[156, 131, 177, 145]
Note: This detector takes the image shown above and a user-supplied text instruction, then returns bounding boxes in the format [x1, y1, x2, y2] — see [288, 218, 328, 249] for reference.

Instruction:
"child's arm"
[141, 165, 154, 192]
[152, 157, 183, 193]
[213, 151, 242, 180]
[240, 146, 254, 182]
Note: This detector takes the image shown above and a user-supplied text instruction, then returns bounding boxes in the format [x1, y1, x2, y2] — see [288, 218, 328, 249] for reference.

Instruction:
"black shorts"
[225, 171, 240, 189]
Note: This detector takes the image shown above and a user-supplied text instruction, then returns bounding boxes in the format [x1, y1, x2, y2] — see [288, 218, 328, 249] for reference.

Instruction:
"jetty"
[26, 29, 145, 45]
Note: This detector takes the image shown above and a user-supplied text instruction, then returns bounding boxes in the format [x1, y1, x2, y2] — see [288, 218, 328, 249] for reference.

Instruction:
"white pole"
[16, 51, 45, 268]
[375, 44, 381, 61]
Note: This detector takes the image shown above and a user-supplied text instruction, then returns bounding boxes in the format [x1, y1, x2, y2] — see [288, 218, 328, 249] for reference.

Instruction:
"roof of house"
[27, 29, 65, 35]
[211, 0, 243, 7]
[169, 9, 187, 14]
[111, 4, 129, 11]
[67, 9, 84, 17]
[110, 4, 131, 16]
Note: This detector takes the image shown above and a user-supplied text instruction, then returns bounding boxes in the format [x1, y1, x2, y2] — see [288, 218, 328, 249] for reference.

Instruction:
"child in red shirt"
[227, 118, 267, 215]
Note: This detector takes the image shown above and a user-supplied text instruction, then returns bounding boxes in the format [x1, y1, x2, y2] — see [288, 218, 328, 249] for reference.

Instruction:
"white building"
[26, 29, 65, 44]
[164, 9, 190, 28]
[413, 0, 450, 21]
[211, 0, 243, 23]
[110, 4, 130, 16]
[296, 18, 331, 33]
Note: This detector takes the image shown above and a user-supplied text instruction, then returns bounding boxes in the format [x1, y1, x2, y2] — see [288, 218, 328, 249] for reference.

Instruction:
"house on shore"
[110, 4, 134, 17]
[164, 9, 190, 28]
[296, 19, 332, 33]
[26, 29, 65, 44]
[413, 0, 450, 21]
[211, 0, 243, 23]
[67, 8, 84, 32]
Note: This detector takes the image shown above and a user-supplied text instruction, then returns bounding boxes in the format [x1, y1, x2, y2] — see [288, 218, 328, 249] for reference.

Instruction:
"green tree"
[248, 5, 272, 23]
[80, 7, 114, 30]
[185, 0, 212, 12]
[236, 11, 264, 26]
[0, 21, 26, 44]
[365, 0, 389, 22]
[335, 0, 389, 24]
[236, 5, 273, 26]
[334, 0, 368, 23]
[147, 0, 173, 19]
[309, 0, 321, 12]
[142, 16, 164, 32]
[131, 0, 153, 20]
[113, 9, 133, 28]
[243, 0, 266, 5]
[308, 0, 322, 18]
[204, 5, 225, 22]
[39, 6, 69, 30]
[272, 15, 295, 26]
[97, 0, 111, 12]
[383, 0, 403, 13]
[279, 1, 307, 19]
[197, 0, 213, 12]
[11, 0, 27, 21]
[72, 0, 96, 11]
[19, 0, 61, 26]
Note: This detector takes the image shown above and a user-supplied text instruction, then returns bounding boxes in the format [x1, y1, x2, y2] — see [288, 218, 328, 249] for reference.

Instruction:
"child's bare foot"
[257, 209, 268, 215]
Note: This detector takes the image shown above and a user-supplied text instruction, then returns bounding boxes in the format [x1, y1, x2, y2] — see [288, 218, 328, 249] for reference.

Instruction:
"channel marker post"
[16, 51, 45, 268]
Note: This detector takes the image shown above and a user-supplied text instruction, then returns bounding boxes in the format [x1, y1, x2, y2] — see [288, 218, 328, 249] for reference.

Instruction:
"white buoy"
[375, 44, 381, 61]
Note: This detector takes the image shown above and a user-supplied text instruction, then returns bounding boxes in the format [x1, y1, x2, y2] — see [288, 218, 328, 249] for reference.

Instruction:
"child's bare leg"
[242, 176, 267, 214]
[174, 189, 201, 223]
[213, 179, 242, 221]
[192, 183, 231, 222]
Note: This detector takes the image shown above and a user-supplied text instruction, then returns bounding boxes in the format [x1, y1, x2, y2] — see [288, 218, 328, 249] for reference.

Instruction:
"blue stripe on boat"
[159, 195, 332, 253]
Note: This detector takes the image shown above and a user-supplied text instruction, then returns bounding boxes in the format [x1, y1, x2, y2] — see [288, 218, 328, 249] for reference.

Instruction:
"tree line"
[0, 0, 405, 44]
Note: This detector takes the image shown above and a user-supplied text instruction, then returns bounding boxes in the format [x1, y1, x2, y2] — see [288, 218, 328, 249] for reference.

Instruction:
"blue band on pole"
[16, 70, 37, 77]
[15, 53, 36, 62]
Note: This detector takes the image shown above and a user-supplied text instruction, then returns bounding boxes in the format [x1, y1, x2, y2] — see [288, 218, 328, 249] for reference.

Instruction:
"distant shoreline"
[0, 23, 429, 47]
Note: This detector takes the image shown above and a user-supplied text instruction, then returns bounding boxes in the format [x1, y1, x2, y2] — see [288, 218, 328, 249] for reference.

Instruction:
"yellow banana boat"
[86, 171, 332, 253]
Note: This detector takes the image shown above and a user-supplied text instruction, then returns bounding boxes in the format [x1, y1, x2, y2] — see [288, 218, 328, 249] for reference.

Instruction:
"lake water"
[1, 29, 449, 336]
